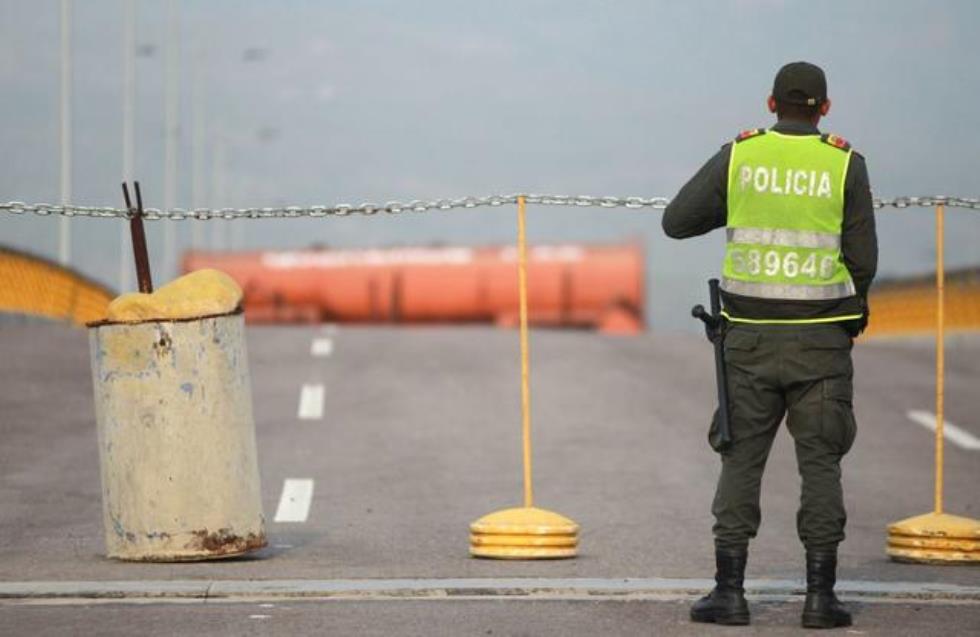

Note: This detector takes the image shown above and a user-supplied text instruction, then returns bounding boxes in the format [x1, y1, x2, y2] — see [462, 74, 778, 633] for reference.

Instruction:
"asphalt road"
[1, 324, 978, 634]
[4, 599, 980, 637]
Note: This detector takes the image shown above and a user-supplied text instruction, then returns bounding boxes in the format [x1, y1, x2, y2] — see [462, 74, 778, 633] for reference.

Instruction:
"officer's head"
[767, 61, 831, 124]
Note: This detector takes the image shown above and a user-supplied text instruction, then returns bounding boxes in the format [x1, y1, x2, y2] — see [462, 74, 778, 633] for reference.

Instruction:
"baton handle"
[708, 278, 722, 318]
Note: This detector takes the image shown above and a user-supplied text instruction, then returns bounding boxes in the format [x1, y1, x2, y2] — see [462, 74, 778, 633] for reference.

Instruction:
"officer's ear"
[767, 95, 777, 114]
[819, 99, 832, 117]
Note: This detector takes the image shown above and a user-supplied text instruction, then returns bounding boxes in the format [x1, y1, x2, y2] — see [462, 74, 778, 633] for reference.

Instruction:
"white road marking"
[249, 614, 271, 619]
[907, 410, 980, 451]
[297, 384, 324, 420]
[274, 479, 314, 523]
[311, 337, 334, 357]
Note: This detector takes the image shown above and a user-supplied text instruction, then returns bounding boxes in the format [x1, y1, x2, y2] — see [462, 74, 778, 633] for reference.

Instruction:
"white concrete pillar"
[89, 312, 265, 561]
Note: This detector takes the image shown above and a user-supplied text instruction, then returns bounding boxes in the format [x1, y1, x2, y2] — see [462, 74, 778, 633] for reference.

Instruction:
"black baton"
[691, 279, 732, 451]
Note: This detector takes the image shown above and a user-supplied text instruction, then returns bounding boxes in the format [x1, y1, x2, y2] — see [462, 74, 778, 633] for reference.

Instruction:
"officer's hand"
[859, 296, 870, 334]
[846, 299, 869, 337]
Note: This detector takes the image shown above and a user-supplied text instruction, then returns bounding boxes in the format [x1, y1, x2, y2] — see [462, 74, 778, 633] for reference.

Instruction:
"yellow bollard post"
[469, 195, 579, 559]
[886, 204, 980, 563]
[935, 202, 945, 518]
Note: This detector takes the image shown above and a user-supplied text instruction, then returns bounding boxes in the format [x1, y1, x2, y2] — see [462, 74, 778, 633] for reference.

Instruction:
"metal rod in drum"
[122, 182, 153, 294]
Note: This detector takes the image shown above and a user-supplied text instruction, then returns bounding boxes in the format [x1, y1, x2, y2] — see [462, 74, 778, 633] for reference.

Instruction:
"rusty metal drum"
[88, 311, 266, 561]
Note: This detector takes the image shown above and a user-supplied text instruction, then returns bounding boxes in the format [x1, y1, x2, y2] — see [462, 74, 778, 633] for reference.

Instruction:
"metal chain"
[871, 196, 980, 210]
[1, 194, 978, 220]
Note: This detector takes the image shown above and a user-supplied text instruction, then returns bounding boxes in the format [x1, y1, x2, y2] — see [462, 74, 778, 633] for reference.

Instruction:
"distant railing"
[0, 246, 113, 326]
[868, 271, 980, 337]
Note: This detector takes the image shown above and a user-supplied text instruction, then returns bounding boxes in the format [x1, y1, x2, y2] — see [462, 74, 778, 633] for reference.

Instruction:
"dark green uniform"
[663, 120, 877, 553]
[711, 323, 855, 551]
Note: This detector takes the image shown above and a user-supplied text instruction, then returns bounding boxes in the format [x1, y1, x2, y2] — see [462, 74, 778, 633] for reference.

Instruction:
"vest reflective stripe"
[726, 227, 840, 250]
[721, 277, 856, 301]
[721, 310, 865, 325]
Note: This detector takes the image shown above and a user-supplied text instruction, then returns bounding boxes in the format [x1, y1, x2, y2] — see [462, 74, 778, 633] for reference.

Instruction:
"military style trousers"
[710, 322, 857, 553]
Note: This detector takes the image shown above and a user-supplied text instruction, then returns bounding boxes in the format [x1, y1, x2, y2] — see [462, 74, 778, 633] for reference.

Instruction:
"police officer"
[662, 61, 877, 629]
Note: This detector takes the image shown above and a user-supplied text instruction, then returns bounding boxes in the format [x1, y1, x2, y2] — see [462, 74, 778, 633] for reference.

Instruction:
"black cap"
[772, 61, 827, 106]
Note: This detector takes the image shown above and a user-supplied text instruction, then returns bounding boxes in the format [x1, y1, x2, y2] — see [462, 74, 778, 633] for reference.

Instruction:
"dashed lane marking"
[297, 384, 324, 420]
[907, 410, 980, 451]
[273, 479, 314, 523]
[311, 337, 334, 357]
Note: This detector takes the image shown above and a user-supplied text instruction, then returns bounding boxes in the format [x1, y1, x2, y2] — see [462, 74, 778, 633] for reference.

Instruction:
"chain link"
[2, 194, 978, 221]
[871, 196, 980, 210]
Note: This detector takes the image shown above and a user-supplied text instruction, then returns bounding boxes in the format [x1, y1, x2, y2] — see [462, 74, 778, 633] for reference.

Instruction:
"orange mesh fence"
[0, 246, 112, 326]
[866, 270, 980, 337]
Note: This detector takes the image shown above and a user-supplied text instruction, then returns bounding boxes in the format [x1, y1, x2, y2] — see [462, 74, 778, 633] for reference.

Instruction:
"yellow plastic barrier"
[0, 246, 112, 326]
[866, 273, 980, 337]
[469, 195, 580, 559]
[883, 205, 980, 564]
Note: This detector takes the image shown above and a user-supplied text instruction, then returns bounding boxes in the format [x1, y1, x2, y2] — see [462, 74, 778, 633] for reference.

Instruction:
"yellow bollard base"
[886, 512, 980, 564]
[470, 507, 579, 560]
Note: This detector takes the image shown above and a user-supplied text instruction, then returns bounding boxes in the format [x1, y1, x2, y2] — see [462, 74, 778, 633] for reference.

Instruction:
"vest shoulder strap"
[734, 128, 766, 143]
[820, 133, 852, 152]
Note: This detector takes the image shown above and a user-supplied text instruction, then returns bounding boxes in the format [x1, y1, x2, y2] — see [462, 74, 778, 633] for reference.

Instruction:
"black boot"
[802, 550, 852, 629]
[690, 548, 750, 625]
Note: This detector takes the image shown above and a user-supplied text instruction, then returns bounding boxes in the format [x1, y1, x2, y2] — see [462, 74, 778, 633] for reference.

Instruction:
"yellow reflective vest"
[722, 129, 862, 323]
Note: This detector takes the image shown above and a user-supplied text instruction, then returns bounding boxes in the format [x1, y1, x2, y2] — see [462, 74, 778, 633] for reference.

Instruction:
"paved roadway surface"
[1, 324, 978, 635]
[4, 600, 980, 637]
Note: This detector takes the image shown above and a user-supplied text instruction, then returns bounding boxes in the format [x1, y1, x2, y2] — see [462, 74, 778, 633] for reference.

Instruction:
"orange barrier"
[0, 245, 113, 326]
[183, 243, 645, 334]
[866, 268, 980, 337]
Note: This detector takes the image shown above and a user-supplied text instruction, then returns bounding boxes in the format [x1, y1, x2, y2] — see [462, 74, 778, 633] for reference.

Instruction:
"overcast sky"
[2, 0, 978, 331]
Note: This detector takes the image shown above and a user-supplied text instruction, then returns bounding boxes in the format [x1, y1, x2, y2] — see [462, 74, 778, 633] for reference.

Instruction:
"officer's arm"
[662, 144, 730, 239]
[840, 153, 878, 300]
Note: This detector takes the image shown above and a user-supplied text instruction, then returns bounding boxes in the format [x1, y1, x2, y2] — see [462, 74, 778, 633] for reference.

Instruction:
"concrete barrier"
[88, 311, 265, 561]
